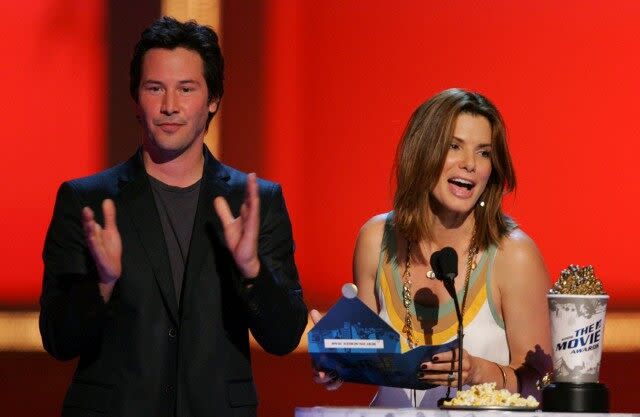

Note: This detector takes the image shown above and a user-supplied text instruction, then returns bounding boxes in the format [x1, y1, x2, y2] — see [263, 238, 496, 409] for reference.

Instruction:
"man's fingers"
[246, 172, 259, 202]
[247, 173, 259, 217]
[310, 309, 324, 325]
[246, 193, 259, 227]
[81, 207, 99, 238]
[82, 206, 95, 222]
[242, 174, 260, 240]
[213, 196, 241, 249]
[82, 207, 95, 231]
[102, 199, 117, 230]
[213, 175, 259, 227]
[213, 196, 234, 225]
[239, 202, 248, 220]
[212, 177, 261, 275]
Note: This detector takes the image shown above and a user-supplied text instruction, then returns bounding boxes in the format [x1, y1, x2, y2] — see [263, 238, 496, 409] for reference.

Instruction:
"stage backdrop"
[0, 1, 105, 304]
[2, 1, 640, 313]
[242, 0, 640, 310]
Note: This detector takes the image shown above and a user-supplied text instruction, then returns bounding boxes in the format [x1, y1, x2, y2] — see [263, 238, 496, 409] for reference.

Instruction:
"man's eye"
[180, 87, 193, 93]
[146, 86, 161, 92]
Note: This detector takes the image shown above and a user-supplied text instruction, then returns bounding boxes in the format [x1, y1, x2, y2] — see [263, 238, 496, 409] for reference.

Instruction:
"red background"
[257, 0, 640, 310]
[3, 1, 638, 309]
[0, 1, 105, 304]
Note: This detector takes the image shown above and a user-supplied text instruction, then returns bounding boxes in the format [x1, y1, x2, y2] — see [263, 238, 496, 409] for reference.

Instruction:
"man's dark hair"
[130, 16, 224, 126]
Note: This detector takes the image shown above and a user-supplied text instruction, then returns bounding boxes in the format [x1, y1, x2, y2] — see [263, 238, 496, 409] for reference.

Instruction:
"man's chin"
[144, 140, 191, 162]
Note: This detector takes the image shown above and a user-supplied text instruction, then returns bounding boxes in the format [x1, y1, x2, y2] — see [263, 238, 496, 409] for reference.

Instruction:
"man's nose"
[161, 90, 178, 115]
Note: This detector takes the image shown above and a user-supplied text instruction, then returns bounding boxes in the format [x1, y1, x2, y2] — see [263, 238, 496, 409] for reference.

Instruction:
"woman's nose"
[460, 151, 476, 172]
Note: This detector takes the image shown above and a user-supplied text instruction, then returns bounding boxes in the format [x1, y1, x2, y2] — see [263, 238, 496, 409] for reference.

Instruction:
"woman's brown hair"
[393, 88, 516, 250]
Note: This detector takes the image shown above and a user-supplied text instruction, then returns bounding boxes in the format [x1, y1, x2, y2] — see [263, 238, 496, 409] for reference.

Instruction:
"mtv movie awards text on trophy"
[555, 319, 603, 354]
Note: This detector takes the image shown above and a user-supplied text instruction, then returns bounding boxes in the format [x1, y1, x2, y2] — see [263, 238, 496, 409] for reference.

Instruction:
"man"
[39, 16, 308, 417]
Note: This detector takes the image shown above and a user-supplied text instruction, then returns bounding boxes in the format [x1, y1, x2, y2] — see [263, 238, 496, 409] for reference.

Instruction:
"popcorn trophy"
[542, 265, 609, 412]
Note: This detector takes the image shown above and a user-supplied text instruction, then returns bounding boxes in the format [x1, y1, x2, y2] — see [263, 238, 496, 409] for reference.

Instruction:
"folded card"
[308, 286, 459, 389]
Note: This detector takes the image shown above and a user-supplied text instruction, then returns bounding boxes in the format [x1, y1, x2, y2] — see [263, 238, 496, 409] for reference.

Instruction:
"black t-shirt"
[149, 175, 201, 305]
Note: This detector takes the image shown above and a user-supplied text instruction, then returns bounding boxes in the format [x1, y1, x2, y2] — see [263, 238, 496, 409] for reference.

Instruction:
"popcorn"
[443, 382, 539, 408]
[549, 264, 606, 295]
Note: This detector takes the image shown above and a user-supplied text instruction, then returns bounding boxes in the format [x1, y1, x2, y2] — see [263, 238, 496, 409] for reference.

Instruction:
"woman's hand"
[312, 369, 343, 391]
[310, 309, 343, 391]
[418, 348, 477, 387]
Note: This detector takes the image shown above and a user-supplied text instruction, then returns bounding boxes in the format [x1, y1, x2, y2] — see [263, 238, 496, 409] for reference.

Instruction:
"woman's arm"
[352, 214, 387, 312]
[493, 229, 553, 397]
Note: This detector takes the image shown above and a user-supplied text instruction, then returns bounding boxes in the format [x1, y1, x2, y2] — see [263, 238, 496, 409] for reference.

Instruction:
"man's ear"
[209, 99, 219, 114]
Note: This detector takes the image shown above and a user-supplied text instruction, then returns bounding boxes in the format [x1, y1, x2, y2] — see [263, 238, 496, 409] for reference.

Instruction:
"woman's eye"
[480, 150, 491, 158]
[450, 143, 460, 150]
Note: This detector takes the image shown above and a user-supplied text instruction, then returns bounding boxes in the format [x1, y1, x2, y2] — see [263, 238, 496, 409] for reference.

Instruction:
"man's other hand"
[213, 173, 261, 278]
[82, 199, 122, 301]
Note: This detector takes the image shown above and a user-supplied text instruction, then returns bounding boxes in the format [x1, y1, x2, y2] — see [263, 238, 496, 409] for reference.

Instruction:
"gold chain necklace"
[401, 240, 478, 349]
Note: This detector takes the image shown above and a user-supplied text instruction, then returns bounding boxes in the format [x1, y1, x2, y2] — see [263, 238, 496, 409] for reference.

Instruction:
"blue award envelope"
[308, 291, 458, 389]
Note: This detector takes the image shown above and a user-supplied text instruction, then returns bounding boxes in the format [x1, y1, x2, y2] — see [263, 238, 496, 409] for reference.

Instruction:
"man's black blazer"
[39, 146, 308, 417]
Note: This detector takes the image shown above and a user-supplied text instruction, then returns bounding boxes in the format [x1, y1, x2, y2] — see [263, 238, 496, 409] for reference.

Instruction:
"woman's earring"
[479, 201, 485, 207]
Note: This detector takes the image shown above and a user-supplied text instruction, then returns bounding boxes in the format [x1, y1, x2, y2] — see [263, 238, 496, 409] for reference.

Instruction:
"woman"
[313, 88, 552, 407]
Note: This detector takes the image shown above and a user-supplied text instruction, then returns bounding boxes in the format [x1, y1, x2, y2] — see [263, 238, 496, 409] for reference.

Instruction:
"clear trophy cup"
[542, 265, 609, 412]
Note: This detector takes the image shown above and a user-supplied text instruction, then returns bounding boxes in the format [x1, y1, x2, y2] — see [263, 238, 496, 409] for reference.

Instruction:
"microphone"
[430, 247, 464, 395]
[432, 247, 458, 281]
[430, 248, 459, 308]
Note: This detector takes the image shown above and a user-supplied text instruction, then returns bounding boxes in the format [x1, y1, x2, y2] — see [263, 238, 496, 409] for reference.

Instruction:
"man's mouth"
[157, 122, 184, 127]
[156, 122, 185, 133]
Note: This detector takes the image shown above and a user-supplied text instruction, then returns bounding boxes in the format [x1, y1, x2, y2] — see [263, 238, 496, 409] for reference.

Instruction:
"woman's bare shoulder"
[495, 227, 550, 288]
[357, 212, 390, 245]
[353, 212, 391, 270]
[498, 228, 542, 261]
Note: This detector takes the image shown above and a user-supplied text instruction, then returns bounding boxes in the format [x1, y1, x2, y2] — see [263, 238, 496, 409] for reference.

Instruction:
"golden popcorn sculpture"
[549, 264, 606, 296]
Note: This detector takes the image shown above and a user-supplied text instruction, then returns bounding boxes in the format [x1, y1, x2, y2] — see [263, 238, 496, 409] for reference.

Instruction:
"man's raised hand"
[213, 173, 261, 278]
[82, 199, 122, 292]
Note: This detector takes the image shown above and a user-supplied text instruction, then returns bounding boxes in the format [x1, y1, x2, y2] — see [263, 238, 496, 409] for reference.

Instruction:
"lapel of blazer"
[117, 149, 179, 323]
[180, 147, 231, 315]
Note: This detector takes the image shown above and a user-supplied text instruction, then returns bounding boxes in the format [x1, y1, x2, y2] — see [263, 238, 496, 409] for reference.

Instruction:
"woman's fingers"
[325, 377, 344, 391]
[418, 348, 472, 385]
[313, 370, 343, 390]
[418, 369, 469, 384]
[310, 309, 324, 325]
[313, 370, 332, 383]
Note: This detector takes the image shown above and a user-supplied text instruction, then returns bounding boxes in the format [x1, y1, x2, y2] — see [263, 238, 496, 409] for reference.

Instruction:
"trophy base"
[542, 382, 609, 412]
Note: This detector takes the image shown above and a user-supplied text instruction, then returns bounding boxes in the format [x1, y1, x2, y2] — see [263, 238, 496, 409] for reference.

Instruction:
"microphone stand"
[444, 278, 464, 393]
[431, 247, 464, 403]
